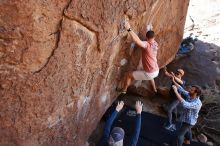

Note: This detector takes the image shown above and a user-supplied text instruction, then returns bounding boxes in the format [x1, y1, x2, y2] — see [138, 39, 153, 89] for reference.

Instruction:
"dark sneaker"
[117, 91, 127, 101]
[171, 124, 176, 131]
[164, 124, 173, 130]
[116, 87, 126, 94]
[121, 91, 126, 94]
[116, 86, 122, 92]
[165, 124, 176, 132]
[164, 123, 176, 131]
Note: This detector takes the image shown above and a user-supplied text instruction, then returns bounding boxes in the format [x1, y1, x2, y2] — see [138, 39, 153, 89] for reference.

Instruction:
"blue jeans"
[177, 122, 193, 146]
[168, 99, 180, 125]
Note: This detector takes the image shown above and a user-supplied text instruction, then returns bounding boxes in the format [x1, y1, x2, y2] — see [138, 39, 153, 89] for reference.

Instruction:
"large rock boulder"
[0, 0, 189, 145]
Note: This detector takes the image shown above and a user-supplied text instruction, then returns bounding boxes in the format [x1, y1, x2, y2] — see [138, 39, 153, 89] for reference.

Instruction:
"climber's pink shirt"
[142, 41, 159, 73]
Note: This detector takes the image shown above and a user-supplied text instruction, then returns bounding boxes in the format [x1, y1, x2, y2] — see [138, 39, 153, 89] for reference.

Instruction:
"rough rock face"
[0, 0, 189, 146]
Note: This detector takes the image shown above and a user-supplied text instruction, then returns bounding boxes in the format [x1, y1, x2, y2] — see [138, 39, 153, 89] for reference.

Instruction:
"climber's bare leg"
[122, 72, 134, 92]
[149, 79, 157, 93]
[117, 77, 124, 91]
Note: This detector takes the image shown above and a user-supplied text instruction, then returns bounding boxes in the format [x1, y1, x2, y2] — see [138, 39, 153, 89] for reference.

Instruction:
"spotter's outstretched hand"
[135, 101, 143, 114]
[116, 101, 124, 112]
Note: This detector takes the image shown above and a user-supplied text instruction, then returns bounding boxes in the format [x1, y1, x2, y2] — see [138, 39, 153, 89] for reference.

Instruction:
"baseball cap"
[110, 127, 125, 142]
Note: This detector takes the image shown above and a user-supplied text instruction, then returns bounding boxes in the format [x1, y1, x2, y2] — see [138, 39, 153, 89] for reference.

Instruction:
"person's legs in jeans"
[184, 128, 192, 144]
[167, 99, 180, 125]
[174, 106, 178, 121]
[177, 123, 193, 146]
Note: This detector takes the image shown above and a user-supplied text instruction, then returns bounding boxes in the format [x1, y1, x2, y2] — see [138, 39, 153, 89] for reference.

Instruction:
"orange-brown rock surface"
[0, 0, 189, 145]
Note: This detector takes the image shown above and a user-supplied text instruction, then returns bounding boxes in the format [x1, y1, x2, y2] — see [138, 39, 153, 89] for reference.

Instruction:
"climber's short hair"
[146, 30, 155, 39]
[191, 85, 202, 96]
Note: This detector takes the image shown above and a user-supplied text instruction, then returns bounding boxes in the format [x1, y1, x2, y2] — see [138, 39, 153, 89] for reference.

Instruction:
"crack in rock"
[33, 0, 73, 74]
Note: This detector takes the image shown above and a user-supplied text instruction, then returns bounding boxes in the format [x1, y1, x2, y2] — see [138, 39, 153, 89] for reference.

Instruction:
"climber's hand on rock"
[116, 101, 124, 112]
[124, 20, 131, 30]
[171, 72, 175, 76]
[135, 101, 143, 114]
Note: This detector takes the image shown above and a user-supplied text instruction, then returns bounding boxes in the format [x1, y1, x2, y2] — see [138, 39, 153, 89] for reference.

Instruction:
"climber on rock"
[172, 80, 202, 146]
[97, 100, 143, 146]
[117, 20, 159, 94]
[163, 68, 186, 131]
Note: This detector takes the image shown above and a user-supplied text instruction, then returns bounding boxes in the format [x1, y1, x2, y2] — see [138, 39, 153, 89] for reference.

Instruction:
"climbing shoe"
[164, 123, 176, 131]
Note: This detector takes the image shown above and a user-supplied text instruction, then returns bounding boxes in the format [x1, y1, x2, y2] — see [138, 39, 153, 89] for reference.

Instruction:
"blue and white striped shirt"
[178, 86, 202, 125]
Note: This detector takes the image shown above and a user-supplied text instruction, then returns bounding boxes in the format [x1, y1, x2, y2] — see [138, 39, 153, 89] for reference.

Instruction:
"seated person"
[164, 68, 185, 130]
[97, 101, 143, 146]
[172, 81, 202, 146]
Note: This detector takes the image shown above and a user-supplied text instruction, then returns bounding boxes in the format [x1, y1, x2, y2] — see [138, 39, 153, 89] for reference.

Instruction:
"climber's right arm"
[124, 21, 145, 48]
[128, 30, 146, 48]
